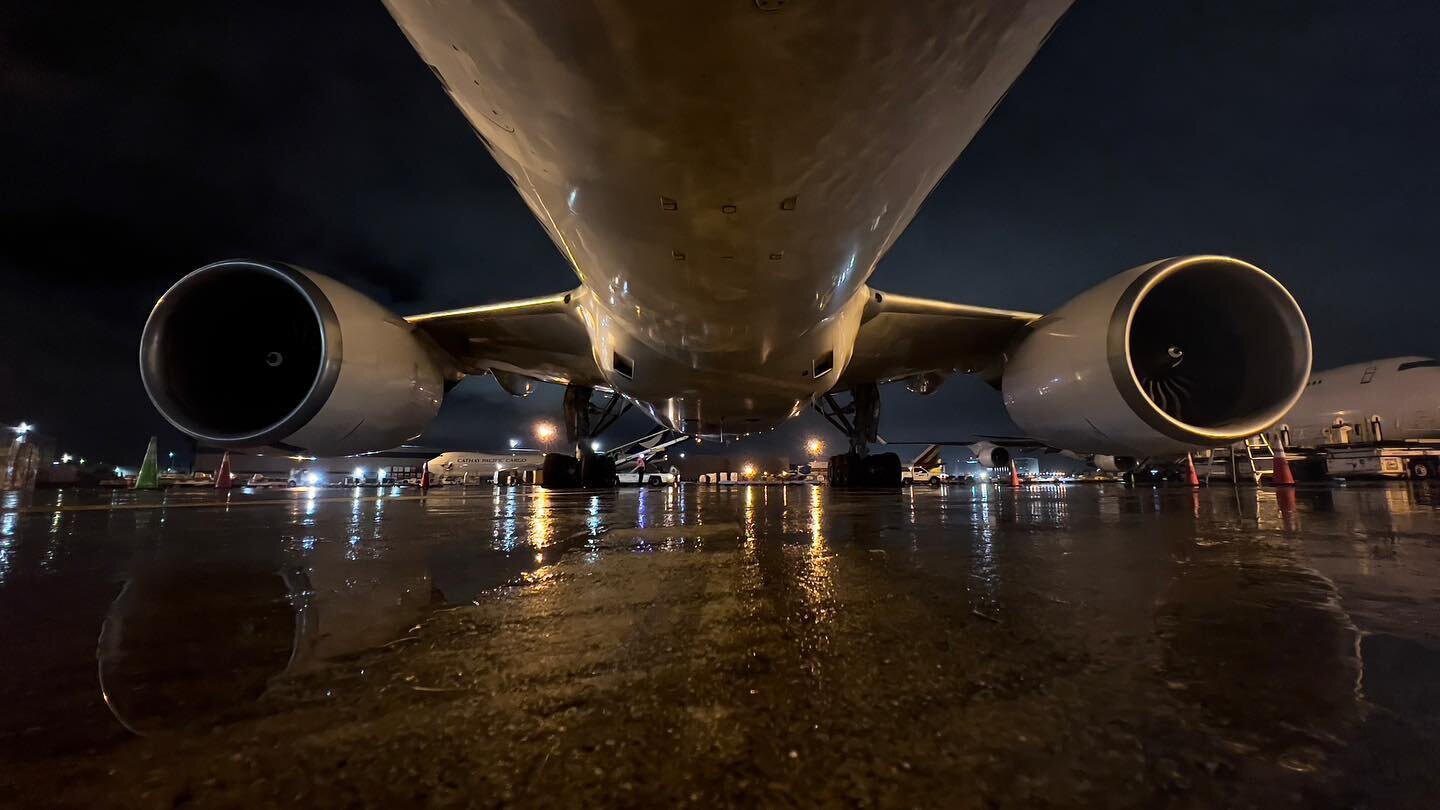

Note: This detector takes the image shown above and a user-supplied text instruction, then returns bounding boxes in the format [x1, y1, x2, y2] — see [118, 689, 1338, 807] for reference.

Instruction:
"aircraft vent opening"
[1127, 259, 1308, 432]
[141, 263, 326, 440]
[612, 350, 634, 379]
[813, 350, 834, 378]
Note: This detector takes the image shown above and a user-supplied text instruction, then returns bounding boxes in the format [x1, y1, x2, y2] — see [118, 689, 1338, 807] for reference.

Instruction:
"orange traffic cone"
[419, 464, 431, 491]
[1271, 447, 1296, 486]
[1185, 453, 1201, 487]
[1008, 461, 1021, 487]
[215, 451, 233, 490]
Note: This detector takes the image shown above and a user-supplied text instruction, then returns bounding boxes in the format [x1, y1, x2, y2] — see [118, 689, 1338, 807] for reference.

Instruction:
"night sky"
[3, 1, 1439, 467]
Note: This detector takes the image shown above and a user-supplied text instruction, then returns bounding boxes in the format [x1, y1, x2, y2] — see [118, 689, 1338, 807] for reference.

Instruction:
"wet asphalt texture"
[1, 483, 1438, 808]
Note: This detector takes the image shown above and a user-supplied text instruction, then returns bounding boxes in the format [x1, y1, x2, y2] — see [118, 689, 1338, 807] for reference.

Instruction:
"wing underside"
[406, 291, 604, 387]
[837, 289, 1039, 388]
[409, 286, 1038, 396]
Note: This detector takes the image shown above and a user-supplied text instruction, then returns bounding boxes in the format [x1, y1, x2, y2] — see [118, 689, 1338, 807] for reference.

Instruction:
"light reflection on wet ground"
[1, 483, 1438, 806]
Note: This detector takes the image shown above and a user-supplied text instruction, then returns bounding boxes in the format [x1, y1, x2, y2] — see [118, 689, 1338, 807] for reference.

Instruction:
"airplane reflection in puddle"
[0, 481, 1419, 738]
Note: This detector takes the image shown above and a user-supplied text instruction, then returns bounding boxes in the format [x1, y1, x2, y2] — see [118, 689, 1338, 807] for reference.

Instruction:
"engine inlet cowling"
[1001, 256, 1311, 456]
[140, 260, 446, 456]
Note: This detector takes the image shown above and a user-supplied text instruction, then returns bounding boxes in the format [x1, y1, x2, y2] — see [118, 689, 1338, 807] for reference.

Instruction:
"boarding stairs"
[1203, 434, 1275, 486]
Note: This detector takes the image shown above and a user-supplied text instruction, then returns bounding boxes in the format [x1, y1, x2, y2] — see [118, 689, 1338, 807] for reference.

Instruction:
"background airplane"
[1277, 356, 1440, 446]
[427, 450, 545, 483]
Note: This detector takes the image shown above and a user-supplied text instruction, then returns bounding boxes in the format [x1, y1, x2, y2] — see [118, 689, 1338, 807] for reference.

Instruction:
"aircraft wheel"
[579, 452, 617, 488]
[830, 452, 902, 487]
[541, 453, 580, 489]
[1410, 458, 1437, 480]
[863, 452, 903, 487]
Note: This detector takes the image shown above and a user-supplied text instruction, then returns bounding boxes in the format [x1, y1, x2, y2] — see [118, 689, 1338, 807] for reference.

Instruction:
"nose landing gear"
[814, 383, 902, 487]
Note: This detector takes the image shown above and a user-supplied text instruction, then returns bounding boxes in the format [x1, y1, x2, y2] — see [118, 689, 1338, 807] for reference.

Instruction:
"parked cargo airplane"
[426, 450, 545, 482]
[1274, 356, 1440, 446]
[139, 1, 1313, 487]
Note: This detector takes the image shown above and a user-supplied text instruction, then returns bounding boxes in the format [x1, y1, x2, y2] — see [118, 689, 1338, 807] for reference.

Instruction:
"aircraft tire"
[828, 452, 901, 487]
[863, 452, 903, 487]
[579, 452, 617, 488]
[541, 453, 580, 489]
[1410, 458, 1437, 481]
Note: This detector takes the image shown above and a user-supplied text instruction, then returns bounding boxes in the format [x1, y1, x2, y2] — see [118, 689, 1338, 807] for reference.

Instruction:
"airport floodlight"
[353, 467, 366, 479]
[742, 462, 757, 478]
[534, 422, 558, 443]
[305, 472, 320, 486]
[805, 437, 825, 457]
[590, 440, 602, 452]
[61, 453, 73, 464]
[509, 438, 520, 448]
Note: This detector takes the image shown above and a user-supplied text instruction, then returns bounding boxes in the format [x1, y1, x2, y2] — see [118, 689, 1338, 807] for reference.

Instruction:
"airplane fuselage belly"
[385, 0, 1072, 435]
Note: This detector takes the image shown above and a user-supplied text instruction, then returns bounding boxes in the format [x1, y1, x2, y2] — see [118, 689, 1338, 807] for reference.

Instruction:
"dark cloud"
[3, 0, 1438, 464]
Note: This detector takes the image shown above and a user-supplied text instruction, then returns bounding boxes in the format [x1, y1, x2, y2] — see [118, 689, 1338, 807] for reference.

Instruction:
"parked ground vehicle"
[616, 470, 677, 486]
[1323, 443, 1440, 479]
[901, 465, 948, 486]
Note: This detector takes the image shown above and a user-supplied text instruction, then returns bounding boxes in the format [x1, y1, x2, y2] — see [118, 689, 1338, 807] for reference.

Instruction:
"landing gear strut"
[814, 383, 901, 487]
[540, 384, 630, 489]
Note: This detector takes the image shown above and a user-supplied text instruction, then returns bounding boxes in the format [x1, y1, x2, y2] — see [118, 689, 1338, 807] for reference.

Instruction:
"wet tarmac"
[1, 482, 1438, 807]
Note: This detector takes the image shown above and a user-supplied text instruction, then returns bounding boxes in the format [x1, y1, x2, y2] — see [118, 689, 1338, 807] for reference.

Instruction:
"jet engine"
[1090, 454, 1136, 473]
[969, 441, 1011, 469]
[140, 260, 448, 456]
[1002, 256, 1310, 456]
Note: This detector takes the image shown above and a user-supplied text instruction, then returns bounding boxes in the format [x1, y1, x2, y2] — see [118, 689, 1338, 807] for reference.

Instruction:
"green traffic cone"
[133, 436, 160, 490]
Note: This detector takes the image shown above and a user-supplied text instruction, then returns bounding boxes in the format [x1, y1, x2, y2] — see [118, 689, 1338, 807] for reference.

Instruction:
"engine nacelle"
[1090, 454, 1136, 473]
[1002, 256, 1310, 456]
[969, 441, 1011, 469]
[140, 260, 447, 456]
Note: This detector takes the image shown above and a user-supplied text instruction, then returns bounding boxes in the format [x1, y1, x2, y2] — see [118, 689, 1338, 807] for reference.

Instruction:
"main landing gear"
[540, 384, 628, 489]
[814, 383, 902, 487]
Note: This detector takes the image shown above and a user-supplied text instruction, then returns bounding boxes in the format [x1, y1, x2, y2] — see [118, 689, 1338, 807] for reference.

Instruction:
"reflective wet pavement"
[1, 483, 1438, 807]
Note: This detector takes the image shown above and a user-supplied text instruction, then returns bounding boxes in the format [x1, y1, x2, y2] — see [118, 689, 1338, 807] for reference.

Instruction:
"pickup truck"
[901, 466, 947, 486]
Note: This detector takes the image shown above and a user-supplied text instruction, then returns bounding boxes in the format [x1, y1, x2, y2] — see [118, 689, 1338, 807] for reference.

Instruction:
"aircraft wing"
[836, 290, 1041, 388]
[406, 291, 604, 387]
